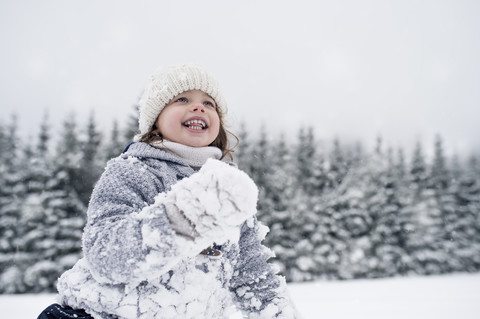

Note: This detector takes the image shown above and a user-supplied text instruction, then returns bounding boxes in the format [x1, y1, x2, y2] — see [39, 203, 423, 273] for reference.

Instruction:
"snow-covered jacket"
[57, 142, 296, 319]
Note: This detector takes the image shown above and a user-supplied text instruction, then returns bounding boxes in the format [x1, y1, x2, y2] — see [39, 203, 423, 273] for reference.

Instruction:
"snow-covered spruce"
[57, 142, 296, 319]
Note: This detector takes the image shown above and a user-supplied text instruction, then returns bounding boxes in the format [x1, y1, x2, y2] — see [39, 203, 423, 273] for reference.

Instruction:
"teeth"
[184, 119, 206, 128]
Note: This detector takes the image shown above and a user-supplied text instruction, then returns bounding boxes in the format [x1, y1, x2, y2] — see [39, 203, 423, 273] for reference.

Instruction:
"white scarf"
[152, 139, 222, 167]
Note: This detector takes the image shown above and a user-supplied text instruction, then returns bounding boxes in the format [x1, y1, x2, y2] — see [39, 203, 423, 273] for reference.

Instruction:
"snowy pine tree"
[76, 112, 103, 206]
[0, 116, 28, 293]
[262, 134, 299, 279]
[247, 124, 274, 224]
[284, 128, 325, 281]
[334, 148, 372, 279]
[123, 104, 140, 145]
[448, 156, 480, 271]
[103, 119, 125, 161]
[428, 135, 459, 272]
[234, 122, 253, 175]
[404, 142, 446, 275]
[367, 146, 407, 278]
[326, 138, 349, 189]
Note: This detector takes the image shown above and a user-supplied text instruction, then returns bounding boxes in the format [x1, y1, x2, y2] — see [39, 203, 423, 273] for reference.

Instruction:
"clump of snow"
[256, 222, 270, 241]
[158, 158, 259, 246]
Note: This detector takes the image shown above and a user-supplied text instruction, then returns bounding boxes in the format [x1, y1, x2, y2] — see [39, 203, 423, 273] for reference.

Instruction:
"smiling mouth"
[183, 119, 208, 130]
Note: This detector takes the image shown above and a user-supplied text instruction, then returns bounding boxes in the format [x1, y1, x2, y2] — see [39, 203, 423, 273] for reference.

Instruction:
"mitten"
[160, 159, 258, 243]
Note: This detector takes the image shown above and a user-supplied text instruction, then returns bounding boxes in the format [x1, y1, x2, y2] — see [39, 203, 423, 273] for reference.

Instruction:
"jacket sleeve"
[82, 157, 179, 285]
[82, 156, 222, 286]
[230, 218, 298, 319]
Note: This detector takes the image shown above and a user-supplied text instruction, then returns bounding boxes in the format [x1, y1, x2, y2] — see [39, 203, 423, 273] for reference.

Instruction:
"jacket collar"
[121, 142, 190, 167]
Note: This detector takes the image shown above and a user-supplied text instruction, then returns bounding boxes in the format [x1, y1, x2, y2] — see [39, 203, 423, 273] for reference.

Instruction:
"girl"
[38, 63, 297, 319]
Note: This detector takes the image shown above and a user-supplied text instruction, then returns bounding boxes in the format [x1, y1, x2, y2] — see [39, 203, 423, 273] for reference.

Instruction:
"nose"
[191, 103, 206, 113]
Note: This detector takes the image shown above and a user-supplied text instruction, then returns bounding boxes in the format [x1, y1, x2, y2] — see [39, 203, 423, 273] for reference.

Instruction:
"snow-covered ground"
[2, 273, 479, 318]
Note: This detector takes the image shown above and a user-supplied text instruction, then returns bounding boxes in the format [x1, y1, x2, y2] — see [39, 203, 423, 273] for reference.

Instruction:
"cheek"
[211, 116, 221, 136]
[156, 109, 180, 133]
[155, 116, 167, 134]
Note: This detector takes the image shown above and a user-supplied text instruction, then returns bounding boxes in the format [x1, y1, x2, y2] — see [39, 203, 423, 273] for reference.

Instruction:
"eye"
[175, 97, 188, 103]
[204, 100, 216, 108]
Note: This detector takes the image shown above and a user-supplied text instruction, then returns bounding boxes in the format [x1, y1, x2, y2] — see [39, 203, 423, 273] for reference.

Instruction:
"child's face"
[155, 90, 221, 147]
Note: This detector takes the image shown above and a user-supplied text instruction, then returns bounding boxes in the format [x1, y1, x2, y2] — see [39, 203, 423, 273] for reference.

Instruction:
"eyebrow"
[201, 92, 214, 100]
[200, 92, 216, 104]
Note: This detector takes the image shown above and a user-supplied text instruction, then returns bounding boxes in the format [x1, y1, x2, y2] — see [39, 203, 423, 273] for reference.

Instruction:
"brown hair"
[138, 103, 238, 160]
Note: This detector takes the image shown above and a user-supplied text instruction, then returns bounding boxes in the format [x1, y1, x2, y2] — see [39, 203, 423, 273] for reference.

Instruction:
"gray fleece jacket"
[57, 142, 296, 319]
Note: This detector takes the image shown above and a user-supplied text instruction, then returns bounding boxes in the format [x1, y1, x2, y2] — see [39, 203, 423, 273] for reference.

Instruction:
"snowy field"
[2, 273, 479, 318]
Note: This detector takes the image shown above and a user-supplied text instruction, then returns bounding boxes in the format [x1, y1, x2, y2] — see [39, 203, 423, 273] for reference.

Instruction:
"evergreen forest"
[0, 113, 479, 293]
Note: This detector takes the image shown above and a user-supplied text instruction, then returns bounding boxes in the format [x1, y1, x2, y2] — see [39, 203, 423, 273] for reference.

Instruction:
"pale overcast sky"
[1, 0, 479, 157]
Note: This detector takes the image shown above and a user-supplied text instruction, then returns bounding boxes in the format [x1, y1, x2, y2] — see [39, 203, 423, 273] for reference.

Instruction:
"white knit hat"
[138, 63, 227, 134]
